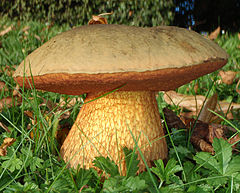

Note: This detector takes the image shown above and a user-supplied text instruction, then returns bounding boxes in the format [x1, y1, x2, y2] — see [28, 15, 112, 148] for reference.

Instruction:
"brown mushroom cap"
[13, 24, 228, 95]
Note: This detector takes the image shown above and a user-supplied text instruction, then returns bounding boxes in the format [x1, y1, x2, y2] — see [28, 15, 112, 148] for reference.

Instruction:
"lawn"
[0, 18, 240, 192]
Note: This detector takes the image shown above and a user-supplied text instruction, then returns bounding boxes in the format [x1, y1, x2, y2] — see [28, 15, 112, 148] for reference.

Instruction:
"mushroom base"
[60, 91, 168, 175]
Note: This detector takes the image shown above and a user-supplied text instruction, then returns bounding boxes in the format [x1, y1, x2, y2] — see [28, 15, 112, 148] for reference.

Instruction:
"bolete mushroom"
[13, 25, 228, 174]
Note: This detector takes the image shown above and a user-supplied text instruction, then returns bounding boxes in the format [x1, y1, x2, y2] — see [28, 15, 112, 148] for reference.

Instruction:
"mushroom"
[13, 25, 228, 174]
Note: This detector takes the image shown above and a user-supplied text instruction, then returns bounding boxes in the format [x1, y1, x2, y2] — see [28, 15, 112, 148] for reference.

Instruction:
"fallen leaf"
[0, 96, 22, 111]
[229, 134, 240, 147]
[0, 81, 8, 92]
[0, 138, 16, 156]
[24, 30, 29, 35]
[0, 121, 11, 133]
[24, 110, 52, 140]
[238, 33, 240, 40]
[180, 111, 198, 119]
[164, 91, 205, 111]
[218, 70, 237, 85]
[207, 124, 227, 143]
[236, 79, 240, 95]
[129, 10, 133, 17]
[163, 107, 186, 130]
[34, 34, 41, 41]
[59, 97, 83, 108]
[198, 94, 218, 123]
[17, 20, 21, 27]
[208, 26, 220, 40]
[193, 83, 199, 94]
[186, 81, 199, 93]
[88, 12, 113, 25]
[0, 25, 13, 36]
[191, 136, 214, 153]
[22, 26, 30, 32]
[12, 85, 20, 97]
[217, 101, 240, 112]
[226, 111, 234, 120]
[190, 121, 230, 153]
[0, 65, 16, 76]
[24, 110, 34, 120]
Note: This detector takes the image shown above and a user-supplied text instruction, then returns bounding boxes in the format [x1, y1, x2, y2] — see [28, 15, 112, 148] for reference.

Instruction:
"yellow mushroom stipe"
[60, 91, 167, 175]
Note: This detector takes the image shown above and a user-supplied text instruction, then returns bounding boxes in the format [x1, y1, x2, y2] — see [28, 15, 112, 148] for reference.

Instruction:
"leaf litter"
[0, 138, 16, 156]
[163, 90, 240, 153]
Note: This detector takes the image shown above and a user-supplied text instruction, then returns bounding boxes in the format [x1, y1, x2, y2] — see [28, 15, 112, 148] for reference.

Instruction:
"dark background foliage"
[174, 0, 240, 32]
[0, 0, 240, 32]
[0, 0, 174, 27]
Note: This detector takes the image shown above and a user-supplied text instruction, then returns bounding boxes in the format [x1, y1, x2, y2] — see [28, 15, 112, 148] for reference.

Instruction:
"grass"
[0, 18, 240, 192]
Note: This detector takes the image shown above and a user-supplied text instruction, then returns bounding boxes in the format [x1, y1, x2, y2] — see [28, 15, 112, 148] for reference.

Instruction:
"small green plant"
[193, 138, 240, 192]
[151, 158, 183, 188]
[93, 148, 148, 193]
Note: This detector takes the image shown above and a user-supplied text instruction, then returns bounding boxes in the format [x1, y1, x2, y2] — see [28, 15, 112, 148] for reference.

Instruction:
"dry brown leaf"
[59, 97, 83, 108]
[236, 79, 240, 95]
[24, 110, 38, 140]
[191, 136, 214, 153]
[218, 70, 237, 85]
[180, 111, 198, 119]
[191, 122, 240, 153]
[190, 121, 214, 153]
[24, 110, 51, 140]
[34, 34, 41, 41]
[129, 10, 133, 17]
[217, 101, 240, 112]
[226, 111, 234, 120]
[190, 121, 229, 153]
[0, 121, 11, 133]
[238, 33, 240, 40]
[193, 83, 199, 94]
[0, 96, 21, 110]
[88, 12, 113, 25]
[163, 107, 186, 130]
[24, 30, 29, 35]
[0, 65, 16, 77]
[198, 93, 218, 123]
[0, 138, 16, 156]
[164, 91, 205, 111]
[186, 81, 199, 93]
[207, 124, 227, 143]
[22, 26, 30, 32]
[0, 25, 13, 36]
[88, 16, 108, 25]
[12, 85, 20, 97]
[17, 20, 21, 27]
[229, 134, 240, 147]
[0, 81, 8, 92]
[24, 110, 34, 120]
[208, 26, 220, 40]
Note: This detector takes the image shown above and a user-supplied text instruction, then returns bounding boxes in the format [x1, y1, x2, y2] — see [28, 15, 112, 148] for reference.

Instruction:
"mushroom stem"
[60, 91, 167, 175]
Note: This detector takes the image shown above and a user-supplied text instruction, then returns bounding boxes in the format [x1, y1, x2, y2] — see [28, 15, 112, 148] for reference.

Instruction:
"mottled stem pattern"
[60, 91, 168, 175]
